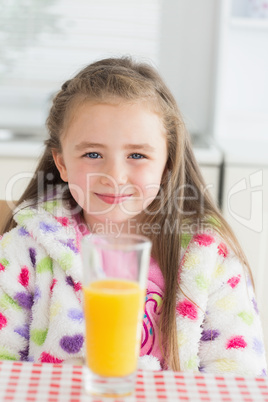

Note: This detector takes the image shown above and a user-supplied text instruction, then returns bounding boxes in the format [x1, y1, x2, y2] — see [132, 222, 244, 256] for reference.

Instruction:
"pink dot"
[0, 312, 7, 330]
[218, 242, 228, 258]
[55, 217, 69, 227]
[227, 275, 241, 288]
[0, 263, 5, 271]
[226, 335, 247, 350]
[177, 299, 198, 320]
[39, 352, 64, 363]
[50, 279, 58, 293]
[18, 266, 29, 287]
[74, 282, 82, 292]
[193, 234, 215, 247]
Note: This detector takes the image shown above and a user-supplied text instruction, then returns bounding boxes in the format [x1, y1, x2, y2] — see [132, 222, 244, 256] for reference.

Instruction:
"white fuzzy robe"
[0, 198, 266, 376]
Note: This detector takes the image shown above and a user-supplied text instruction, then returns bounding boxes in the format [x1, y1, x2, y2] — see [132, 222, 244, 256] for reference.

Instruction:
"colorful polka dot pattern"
[0, 199, 266, 376]
[176, 233, 266, 375]
[0, 200, 85, 364]
[142, 232, 267, 374]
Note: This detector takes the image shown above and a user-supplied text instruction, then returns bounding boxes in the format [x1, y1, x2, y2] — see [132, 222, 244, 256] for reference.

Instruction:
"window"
[0, 0, 161, 134]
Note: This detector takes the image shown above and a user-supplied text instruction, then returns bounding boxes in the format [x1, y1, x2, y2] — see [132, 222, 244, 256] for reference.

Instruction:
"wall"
[0, 0, 161, 134]
[0, 0, 220, 140]
[159, 0, 219, 136]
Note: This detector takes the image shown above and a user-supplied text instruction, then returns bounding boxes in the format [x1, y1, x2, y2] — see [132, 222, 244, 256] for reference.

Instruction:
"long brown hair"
[2, 57, 251, 370]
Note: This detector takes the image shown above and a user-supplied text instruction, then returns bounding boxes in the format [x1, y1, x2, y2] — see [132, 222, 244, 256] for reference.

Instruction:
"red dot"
[18, 266, 29, 287]
[0, 312, 7, 330]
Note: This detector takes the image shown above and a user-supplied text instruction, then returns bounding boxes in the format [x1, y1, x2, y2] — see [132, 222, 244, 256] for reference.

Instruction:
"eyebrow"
[74, 142, 104, 151]
[74, 142, 155, 152]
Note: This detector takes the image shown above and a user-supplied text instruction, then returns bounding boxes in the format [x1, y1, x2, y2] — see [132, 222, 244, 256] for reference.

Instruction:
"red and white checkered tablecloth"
[0, 360, 268, 402]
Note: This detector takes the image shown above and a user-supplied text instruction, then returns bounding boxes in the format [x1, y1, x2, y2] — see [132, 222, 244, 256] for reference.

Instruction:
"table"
[0, 360, 268, 401]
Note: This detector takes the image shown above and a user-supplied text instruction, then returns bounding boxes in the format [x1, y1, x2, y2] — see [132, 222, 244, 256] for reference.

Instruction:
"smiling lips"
[95, 193, 133, 205]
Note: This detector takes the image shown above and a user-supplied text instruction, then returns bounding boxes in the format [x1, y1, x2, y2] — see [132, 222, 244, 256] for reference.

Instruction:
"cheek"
[135, 172, 162, 202]
[143, 185, 161, 210]
[66, 162, 89, 185]
[66, 165, 91, 205]
[141, 163, 166, 204]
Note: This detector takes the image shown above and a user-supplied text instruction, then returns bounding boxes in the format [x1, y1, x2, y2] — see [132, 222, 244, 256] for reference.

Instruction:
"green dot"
[238, 311, 254, 326]
[181, 233, 192, 249]
[36, 257, 53, 274]
[42, 200, 59, 213]
[0, 294, 21, 311]
[31, 328, 48, 346]
[195, 273, 210, 290]
[186, 356, 197, 369]
[0, 347, 17, 361]
[16, 209, 35, 226]
[0, 258, 9, 268]
[58, 251, 73, 271]
[206, 215, 221, 228]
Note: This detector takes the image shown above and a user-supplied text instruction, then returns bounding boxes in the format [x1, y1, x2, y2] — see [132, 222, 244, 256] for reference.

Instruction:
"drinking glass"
[81, 233, 152, 396]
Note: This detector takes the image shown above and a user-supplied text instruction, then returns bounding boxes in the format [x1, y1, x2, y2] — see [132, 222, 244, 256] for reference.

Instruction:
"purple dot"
[19, 345, 29, 361]
[14, 324, 30, 340]
[253, 337, 264, 355]
[201, 329, 220, 342]
[247, 276, 253, 287]
[66, 276, 74, 287]
[14, 292, 33, 310]
[252, 298, 259, 314]
[199, 365, 205, 372]
[19, 227, 29, 236]
[39, 222, 59, 233]
[29, 248, 36, 268]
[68, 309, 84, 322]
[34, 286, 41, 302]
[60, 239, 78, 254]
[59, 334, 84, 354]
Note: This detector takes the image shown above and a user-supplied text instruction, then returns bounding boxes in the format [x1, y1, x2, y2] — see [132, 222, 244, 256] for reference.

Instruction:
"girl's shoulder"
[181, 230, 228, 259]
[0, 196, 84, 282]
[0, 195, 79, 258]
[180, 229, 244, 285]
[10, 196, 80, 235]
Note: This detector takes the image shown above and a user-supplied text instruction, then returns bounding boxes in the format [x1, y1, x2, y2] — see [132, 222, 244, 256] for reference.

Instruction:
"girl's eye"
[129, 153, 145, 159]
[84, 152, 101, 159]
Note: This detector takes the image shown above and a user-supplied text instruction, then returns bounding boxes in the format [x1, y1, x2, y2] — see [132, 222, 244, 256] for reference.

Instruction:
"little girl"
[0, 57, 266, 375]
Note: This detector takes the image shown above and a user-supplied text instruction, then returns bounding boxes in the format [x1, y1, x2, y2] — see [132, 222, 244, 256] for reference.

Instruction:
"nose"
[100, 159, 128, 188]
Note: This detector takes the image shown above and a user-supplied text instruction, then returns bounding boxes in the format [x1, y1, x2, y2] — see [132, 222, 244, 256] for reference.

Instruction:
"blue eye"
[129, 153, 145, 159]
[85, 152, 101, 159]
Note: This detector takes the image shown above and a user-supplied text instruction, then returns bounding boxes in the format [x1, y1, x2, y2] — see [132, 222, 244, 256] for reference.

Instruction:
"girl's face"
[53, 101, 168, 233]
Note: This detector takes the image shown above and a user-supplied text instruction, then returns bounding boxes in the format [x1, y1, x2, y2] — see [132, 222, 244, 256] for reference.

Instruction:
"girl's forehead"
[61, 99, 168, 150]
[62, 97, 164, 135]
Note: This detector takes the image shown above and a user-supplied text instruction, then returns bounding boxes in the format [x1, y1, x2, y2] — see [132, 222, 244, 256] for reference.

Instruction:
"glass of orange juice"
[81, 233, 152, 396]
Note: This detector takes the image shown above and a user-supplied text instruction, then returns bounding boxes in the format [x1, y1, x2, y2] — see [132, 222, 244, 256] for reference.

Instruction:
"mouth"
[95, 193, 133, 205]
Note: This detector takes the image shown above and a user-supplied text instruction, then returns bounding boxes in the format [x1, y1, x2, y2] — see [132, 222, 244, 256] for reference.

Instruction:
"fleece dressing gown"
[0, 197, 266, 375]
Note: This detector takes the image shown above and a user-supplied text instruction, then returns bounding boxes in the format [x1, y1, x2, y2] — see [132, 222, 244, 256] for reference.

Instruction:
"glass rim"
[81, 233, 152, 251]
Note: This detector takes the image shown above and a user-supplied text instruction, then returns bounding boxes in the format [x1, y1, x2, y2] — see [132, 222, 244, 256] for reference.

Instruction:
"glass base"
[84, 366, 136, 397]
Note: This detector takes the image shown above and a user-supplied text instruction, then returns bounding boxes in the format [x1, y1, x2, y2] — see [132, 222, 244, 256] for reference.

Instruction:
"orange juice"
[83, 279, 144, 377]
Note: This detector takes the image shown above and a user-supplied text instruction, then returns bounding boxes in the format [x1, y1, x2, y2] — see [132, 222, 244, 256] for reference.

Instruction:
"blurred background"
[0, 0, 268, 353]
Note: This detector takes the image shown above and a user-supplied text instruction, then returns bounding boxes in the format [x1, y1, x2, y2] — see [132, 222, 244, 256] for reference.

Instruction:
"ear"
[52, 149, 68, 182]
